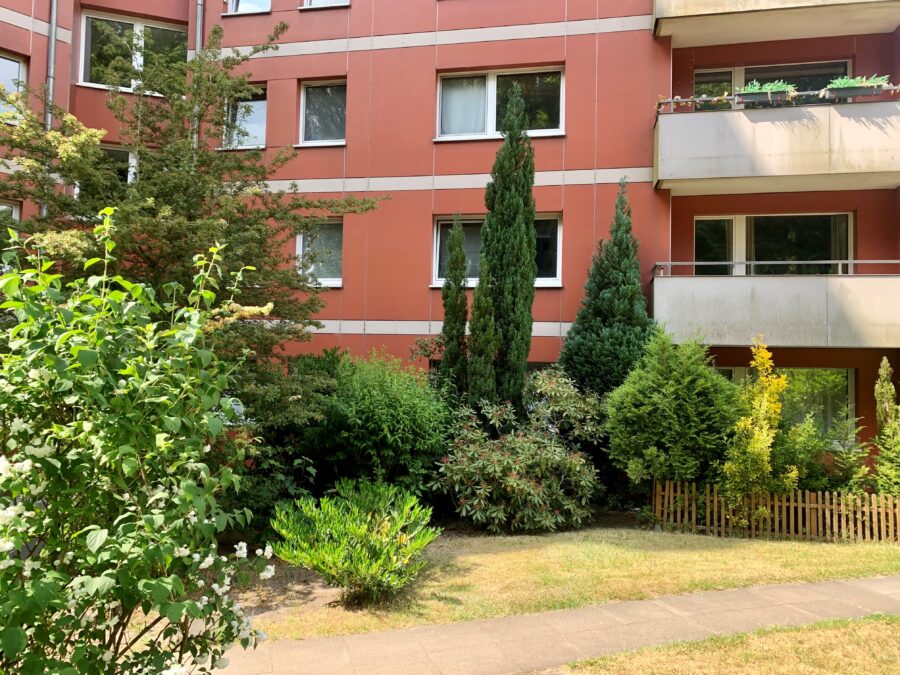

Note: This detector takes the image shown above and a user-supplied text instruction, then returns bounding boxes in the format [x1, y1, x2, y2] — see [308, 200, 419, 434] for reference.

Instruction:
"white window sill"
[217, 145, 266, 151]
[293, 140, 347, 148]
[77, 81, 133, 93]
[298, 3, 350, 10]
[434, 130, 565, 143]
[430, 280, 562, 289]
[222, 11, 272, 18]
[312, 280, 343, 288]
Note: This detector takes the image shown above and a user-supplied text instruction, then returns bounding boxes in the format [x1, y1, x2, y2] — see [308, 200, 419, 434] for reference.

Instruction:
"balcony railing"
[651, 261, 900, 348]
[654, 96, 900, 195]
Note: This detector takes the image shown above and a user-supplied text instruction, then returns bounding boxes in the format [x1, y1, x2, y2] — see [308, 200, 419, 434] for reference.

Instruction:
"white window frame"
[431, 214, 563, 288]
[297, 80, 347, 147]
[0, 52, 26, 124]
[296, 220, 343, 288]
[299, 0, 351, 9]
[223, 88, 268, 150]
[100, 144, 138, 184]
[224, 0, 272, 16]
[79, 11, 188, 92]
[693, 212, 854, 276]
[694, 59, 852, 111]
[0, 201, 21, 221]
[436, 67, 566, 141]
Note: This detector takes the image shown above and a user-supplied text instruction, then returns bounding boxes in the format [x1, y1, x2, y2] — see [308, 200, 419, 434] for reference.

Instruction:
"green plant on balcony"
[824, 74, 891, 99]
[738, 79, 797, 102]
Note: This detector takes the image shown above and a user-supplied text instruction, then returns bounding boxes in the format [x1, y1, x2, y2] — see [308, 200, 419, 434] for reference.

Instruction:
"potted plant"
[737, 79, 797, 105]
[824, 74, 891, 99]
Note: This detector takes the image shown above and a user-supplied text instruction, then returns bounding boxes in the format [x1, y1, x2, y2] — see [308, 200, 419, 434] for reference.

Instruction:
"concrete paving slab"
[221, 574, 900, 675]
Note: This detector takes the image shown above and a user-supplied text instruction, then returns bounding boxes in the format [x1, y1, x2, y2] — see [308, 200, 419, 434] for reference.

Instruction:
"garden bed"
[234, 525, 900, 641]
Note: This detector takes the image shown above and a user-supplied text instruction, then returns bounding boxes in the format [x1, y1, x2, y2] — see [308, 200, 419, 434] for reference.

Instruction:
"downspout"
[44, 0, 58, 130]
[192, 0, 204, 150]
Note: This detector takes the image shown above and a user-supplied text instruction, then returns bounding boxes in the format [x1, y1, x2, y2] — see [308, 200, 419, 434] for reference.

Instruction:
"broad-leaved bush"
[0, 214, 271, 673]
[270, 481, 441, 602]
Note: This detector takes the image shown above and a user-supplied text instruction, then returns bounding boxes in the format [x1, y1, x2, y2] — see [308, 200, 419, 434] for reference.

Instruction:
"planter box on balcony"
[737, 91, 793, 105]
[824, 85, 884, 99]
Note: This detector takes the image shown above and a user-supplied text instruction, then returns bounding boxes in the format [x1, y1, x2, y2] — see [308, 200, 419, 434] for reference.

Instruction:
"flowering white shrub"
[0, 213, 272, 672]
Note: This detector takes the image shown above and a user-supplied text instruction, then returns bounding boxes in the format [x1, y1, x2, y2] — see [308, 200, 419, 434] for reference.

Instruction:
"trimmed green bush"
[306, 353, 451, 493]
[433, 404, 601, 533]
[270, 481, 441, 602]
[605, 332, 741, 485]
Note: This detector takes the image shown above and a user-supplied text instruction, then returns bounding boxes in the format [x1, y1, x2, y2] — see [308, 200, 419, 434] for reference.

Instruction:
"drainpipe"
[192, 0, 204, 150]
[44, 0, 58, 130]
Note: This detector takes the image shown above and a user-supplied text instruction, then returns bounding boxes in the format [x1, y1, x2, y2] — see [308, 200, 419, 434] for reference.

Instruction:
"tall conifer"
[559, 179, 653, 396]
[467, 257, 498, 407]
[439, 215, 469, 396]
[480, 82, 536, 410]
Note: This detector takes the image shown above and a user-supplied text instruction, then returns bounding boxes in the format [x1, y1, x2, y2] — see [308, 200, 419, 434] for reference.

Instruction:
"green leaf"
[84, 576, 115, 596]
[1, 626, 26, 659]
[163, 416, 182, 433]
[86, 529, 108, 553]
[75, 348, 99, 369]
[122, 457, 139, 477]
[83, 258, 102, 270]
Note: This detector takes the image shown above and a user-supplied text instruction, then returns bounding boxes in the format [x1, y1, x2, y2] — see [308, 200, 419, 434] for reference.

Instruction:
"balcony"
[654, 99, 900, 195]
[654, 0, 900, 47]
[652, 262, 900, 348]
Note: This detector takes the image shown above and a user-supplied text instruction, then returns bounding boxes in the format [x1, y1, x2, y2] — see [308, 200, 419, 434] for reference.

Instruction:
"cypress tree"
[439, 215, 469, 396]
[481, 82, 537, 410]
[467, 257, 498, 407]
[559, 179, 654, 396]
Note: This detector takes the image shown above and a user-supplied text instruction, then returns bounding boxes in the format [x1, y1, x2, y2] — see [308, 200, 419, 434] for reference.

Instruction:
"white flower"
[173, 546, 190, 558]
[203, 444, 211, 454]
[0, 539, 14, 553]
[0, 456, 10, 479]
[0, 559, 16, 570]
[199, 555, 215, 570]
[13, 459, 32, 473]
[22, 559, 40, 578]
[259, 565, 275, 581]
[161, 666, 189, 675]
[101, 651, 113, 663]
[263, 545, 273, 560]
[195, 653, 210, 665]
[257, 630, 268, 642]
[214, 657, 230, 669]
[187, 510, 198, 524]
[9, 418, 27, 434]
[255, 548, 263, 557]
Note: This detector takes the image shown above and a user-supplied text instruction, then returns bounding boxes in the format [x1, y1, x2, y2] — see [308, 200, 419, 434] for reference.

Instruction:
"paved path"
[223, 575, 900, 674]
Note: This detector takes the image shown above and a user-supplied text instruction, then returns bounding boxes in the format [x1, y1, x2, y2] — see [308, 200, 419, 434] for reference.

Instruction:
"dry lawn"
[236, 526, 900, 640]
[568, 615, 900, 674]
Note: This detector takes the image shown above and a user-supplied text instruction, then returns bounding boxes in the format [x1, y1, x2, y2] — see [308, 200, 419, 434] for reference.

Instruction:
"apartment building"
[1, 0, 899, 437]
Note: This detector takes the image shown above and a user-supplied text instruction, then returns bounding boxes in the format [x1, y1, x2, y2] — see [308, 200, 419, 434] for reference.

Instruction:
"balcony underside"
[655, 101, 900, 196]
[655, 0, 900, 48]
[653, 275, 900, 349]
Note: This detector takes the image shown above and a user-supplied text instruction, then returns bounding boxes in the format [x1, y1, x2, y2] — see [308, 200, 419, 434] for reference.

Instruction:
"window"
[0, 202, 20, 222]
[81, 14, 187, 89]
[438, 69, 564, 139]
[298, 221, 343, 286]
[693, 60, 849, 110]
[780, 368, 854, 432]
[301, 82, 347, 145]
[76, 147, 135, 205]
[226, 0, 271, 13]
[748, 214, 848, 275]
[225, 89, 267, 149]
[693, 214, 851, 276]
[695, 219, 733, 275]
[1, 54, 25, 118]
[434, 217, 561, 286]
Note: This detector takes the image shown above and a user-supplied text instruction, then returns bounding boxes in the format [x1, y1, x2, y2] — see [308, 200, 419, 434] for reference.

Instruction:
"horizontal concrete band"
[267, 167, 653, 193]
[220, 15, 654, 59]
[310, 320, 574, 337]
[0, 7, 73, 43]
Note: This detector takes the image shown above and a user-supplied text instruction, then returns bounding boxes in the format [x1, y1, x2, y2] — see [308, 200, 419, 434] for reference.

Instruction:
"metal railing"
[653, 260, 900, 276]
[657, 85, 899, 114]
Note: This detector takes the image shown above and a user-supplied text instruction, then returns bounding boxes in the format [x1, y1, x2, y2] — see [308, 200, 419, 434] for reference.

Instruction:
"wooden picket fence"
[653, 481, 900, 543]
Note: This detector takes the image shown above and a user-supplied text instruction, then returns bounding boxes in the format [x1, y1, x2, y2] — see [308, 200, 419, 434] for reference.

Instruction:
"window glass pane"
[78, 148, 131, 206]
[535, 219, 558, 278]
[440, 76, 486, 135]
[0, 55, 22, 116]
[780, 368, 851, 432]
[83, 17, 133, 87]
[305, 221, 343, 280]
[695, 219, 733, 275]
[745, 61, 848, 106]
[0, 203, 19, 222]
[496, 72, 562, 131]
[438, 222, 482, 279]
[226, 93, 266, 148]
[748, 214, 848, 275]
[694, 70, 732, 111]
[229, 0, 271, 12]
[437, 220, 559, 280]
[143, 26, 187, 73]
[304, 84, 347, 142]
